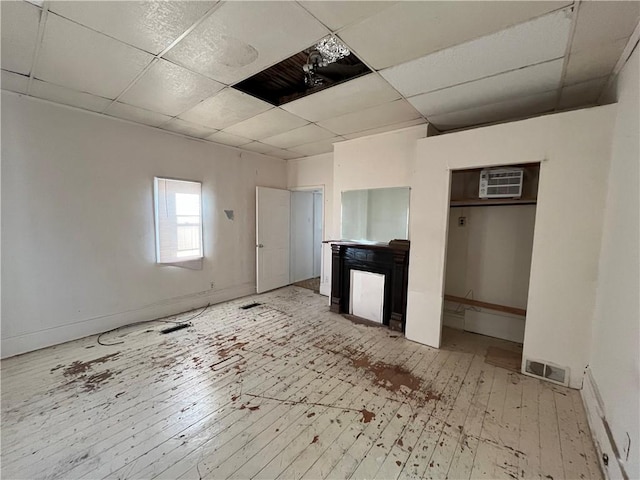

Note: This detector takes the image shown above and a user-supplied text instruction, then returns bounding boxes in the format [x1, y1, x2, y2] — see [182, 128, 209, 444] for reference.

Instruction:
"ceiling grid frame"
[554, 0, 582, 111]
[99, 1, 225, 114]
[2, 0, 637, 157]
[25, 1, 49, 95]
[295, 0, 430, 127]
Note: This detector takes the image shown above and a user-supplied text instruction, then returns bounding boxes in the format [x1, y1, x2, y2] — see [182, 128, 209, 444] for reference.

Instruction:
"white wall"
[1, 92, 287, 357]
[313, 192, 322, 278]
[407, 105, 616, 389]
[589, 46, 639, 479]
[332, 126, 428, 244]
[287, 152, 333, 295]
[444, 205, 536, 343]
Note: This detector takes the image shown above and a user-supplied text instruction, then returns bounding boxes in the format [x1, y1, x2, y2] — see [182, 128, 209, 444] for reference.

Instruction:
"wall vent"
[479, 168, 524, 199]
[525, 358, 569, 386]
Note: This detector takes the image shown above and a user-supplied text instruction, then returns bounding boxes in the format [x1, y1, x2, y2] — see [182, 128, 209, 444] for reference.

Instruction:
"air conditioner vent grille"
[479, 168, 524, 199]
[525, 358, 569, 386]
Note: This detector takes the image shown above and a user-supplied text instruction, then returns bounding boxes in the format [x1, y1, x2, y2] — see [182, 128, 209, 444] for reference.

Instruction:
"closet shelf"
[444, 294, 526, 317]
[450, 198, 537, 207]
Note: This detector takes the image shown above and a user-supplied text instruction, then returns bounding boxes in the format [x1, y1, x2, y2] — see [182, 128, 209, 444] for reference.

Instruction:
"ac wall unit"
[479, 168, 524, 199]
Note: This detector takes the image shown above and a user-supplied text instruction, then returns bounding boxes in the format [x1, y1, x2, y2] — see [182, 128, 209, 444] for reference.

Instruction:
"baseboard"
[1, 283, 256, 359]
[581, 368, 627, 480]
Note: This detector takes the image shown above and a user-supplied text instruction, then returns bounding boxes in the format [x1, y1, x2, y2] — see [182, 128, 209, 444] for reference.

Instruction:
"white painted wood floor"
[1, 287, 601, 480]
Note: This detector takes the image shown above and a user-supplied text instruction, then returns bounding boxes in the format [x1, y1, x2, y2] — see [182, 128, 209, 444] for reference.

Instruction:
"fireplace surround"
[329, 240, 410, 332]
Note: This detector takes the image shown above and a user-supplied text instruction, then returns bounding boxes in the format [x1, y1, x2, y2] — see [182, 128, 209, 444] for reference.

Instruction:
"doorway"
[290, 188, 323, 292]
[255, 186, 323, 294]
[441, 164, 539, 371]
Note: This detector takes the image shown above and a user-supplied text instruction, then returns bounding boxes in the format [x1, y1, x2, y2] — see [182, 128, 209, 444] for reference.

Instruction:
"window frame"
[153, 176, 204, 264]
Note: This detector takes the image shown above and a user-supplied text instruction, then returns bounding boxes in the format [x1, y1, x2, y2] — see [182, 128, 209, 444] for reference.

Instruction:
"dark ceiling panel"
[232, 47, 371, 106]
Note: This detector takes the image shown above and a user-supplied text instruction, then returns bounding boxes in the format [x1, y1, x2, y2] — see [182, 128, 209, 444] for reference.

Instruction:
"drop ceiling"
[1, 1, 638, 160]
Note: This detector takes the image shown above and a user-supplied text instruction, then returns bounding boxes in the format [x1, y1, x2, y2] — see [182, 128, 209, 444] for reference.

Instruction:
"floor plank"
[0, 286, 601, 480]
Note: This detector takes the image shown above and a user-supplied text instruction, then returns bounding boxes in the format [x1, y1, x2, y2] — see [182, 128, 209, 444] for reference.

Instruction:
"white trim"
[1, 283, 255, 359]
[581, 368, 626, 480]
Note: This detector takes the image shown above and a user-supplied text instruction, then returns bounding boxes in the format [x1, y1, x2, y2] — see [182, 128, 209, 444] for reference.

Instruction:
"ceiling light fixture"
[315, 35, 350, 64]
[302, 36, 351, 87]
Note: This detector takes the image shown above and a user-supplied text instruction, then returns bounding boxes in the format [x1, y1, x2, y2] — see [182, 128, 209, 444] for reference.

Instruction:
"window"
[154, 177, 203, 263]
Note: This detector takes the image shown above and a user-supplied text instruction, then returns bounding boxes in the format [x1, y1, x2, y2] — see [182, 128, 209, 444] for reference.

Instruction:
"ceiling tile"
[571, 1, 640, 52]
[558, 77, 608, 110]
[240, 142, 276, 154]
[48, 1, 216, 55]
[35, 13, 153, 99]
[1, 70, 29, 94]
[119, 59, 224, 117]
[281, 73, 401, 122]
[224, 108, 309, 140]
[1, 1, 40, 75]
[428, 90, 558, 131]
[105, 102, 172, 127]
[264, 148, 301, 160]
[409, 59, 564, 118]
[342, 118, 427, 140]
[206, 130, 252, 147]
[179, 88, 271, 130]
[564, 38, 627, 85]
[288, 137, 345, 156]
[317, 99, 421, 135]
[165, 2, 329, 84]
[30, 79, 112, 112]
[299, 1, 396, 31]
[339, 1, 572, 70]
[381, 9, 572, 98]
[160, 118, 217, 139]
[261, 124, 336, 149]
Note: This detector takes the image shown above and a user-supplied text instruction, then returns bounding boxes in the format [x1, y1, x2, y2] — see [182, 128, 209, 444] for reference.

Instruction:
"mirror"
[341, 187, 410, 243]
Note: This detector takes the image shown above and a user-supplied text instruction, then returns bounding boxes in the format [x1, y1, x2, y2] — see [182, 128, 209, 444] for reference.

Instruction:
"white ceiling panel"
[105, 102, 172, 127]
[564, 38, 627, 85]
[264, 148, 301, 160]
[48, 1, 216, 55]
[165, 2, 329, 85]
[206, 130, 252, 147]
[261, 124, 336, 149]
[409, 59, 564, 118]
[1, 70, 29, 94]
[179, 88, 271, 130]
[428, 90, 558, 131]
[240, 142, 276, 154]
[31, 79, 112, 112]
[571, 1, 640, 52]
[282, 73, 401, 122]
[558, 77, 608, 110]
[299, 1, 396, 31]
[224, 108, 309, 140]
[288, 137, 345, 156]
[339, 1, 571, 70]
[343, 119, 427, 140]
[35, 13, 153, 99]
[119, 59, 224, 117]
[160, 118, 217, 139]
[1, 1, 41, 75]
[381, 9, 573, 98]
[317, 99, 421, 136]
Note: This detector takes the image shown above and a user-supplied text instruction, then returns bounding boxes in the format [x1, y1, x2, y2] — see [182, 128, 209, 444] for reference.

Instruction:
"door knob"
[257, 244, 264, 248]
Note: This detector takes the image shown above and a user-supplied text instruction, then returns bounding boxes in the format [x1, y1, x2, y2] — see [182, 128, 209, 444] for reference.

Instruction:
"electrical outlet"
[210, 282, 215, 289]
[458, 216, 466, 227]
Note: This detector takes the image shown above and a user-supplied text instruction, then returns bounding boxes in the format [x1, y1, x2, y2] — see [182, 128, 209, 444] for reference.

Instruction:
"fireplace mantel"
[329, 240, 410, 332]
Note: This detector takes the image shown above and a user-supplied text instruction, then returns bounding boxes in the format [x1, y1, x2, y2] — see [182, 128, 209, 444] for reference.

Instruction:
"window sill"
[158, 257, 203, 270]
